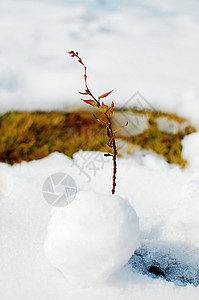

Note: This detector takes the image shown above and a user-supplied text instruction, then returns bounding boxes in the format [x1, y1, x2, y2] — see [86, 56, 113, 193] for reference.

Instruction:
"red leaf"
[98, 90, 113, 99]
[81, 99, 98, 107]
[68, 51, 75, 57]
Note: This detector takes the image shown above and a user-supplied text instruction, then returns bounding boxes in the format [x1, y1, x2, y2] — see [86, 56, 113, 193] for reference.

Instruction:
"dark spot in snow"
[148, 265, 165, 277]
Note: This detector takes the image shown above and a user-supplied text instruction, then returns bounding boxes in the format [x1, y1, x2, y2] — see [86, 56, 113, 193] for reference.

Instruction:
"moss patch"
[0, 109, 196, 166]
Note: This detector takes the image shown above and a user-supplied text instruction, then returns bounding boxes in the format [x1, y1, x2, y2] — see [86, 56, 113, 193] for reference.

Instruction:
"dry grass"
[115, 108, 195, 167]
[0, 109, 196, 166]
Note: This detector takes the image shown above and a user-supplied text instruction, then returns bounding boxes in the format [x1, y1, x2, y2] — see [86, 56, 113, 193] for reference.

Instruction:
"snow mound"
[182, 132, 199, 168]
[44, 190, 140, 285]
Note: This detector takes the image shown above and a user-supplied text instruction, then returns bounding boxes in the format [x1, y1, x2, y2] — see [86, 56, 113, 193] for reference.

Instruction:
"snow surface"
[0, 0, 199, 128]
[1, 148, 199, 299]
[182, 132, 199, 169]
[44, 191, 140, 285]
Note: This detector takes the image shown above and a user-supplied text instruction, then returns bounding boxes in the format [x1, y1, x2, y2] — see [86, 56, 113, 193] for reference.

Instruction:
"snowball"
[182, 132, 199, 168]
[44, 190, 140, 285]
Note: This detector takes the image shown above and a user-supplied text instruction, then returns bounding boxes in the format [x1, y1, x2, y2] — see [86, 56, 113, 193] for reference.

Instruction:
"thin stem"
[84, 66, 100, 106]
[69, 51, 100, 106]
[69, 50, 118, 194]
[104, 113, 117, 194]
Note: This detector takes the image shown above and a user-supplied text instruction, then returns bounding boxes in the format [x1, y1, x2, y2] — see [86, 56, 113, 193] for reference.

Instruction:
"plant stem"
[104, 113, 117, 194]
[69, 50, 118, 194]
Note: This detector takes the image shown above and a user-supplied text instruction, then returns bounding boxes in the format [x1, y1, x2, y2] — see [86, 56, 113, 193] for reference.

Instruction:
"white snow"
[0, 150, 199, 299]
[182, 132, 199, 168]
[156, 117, 181, 134]
[44, 191, 140, 285]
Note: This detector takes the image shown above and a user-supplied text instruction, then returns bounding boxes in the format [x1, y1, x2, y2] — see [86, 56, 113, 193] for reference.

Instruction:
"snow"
[44, 191, 140, 285]
[182, 132, 199, 168]
[156, 117, 184, 134]
[1, 0, 199, 298]
[0, 0, 199, 128]
[1, 150, 199, 299]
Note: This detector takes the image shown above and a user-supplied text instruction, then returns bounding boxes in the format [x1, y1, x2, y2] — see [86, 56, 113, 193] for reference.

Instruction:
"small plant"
[68, 51, 128, 194]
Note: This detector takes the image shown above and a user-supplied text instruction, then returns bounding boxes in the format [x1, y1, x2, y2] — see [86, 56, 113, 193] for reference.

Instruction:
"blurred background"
[0, 0, 199, 126]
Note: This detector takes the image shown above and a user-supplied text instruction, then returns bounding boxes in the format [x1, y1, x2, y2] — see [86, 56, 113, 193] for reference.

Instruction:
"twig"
[68, 51, 127, 194]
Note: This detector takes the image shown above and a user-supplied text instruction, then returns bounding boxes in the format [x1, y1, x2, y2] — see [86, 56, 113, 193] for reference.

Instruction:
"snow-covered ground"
[0, 0, 199, 128]
[1, 1, 199, 299]
[1, 134, 199, 299]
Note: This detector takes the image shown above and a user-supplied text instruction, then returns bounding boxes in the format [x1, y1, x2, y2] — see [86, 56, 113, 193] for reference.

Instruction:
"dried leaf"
[114, 122, 128, 133]
[107, 102, 114, 118]
[81, 99, 98, 107]
[98, 90, 113, 99]
[79, 91, 90, 95]
[93, 115, 106, 124]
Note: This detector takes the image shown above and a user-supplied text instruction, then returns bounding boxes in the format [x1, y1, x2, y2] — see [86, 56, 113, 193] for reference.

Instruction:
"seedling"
[68, 51, 128, 194]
